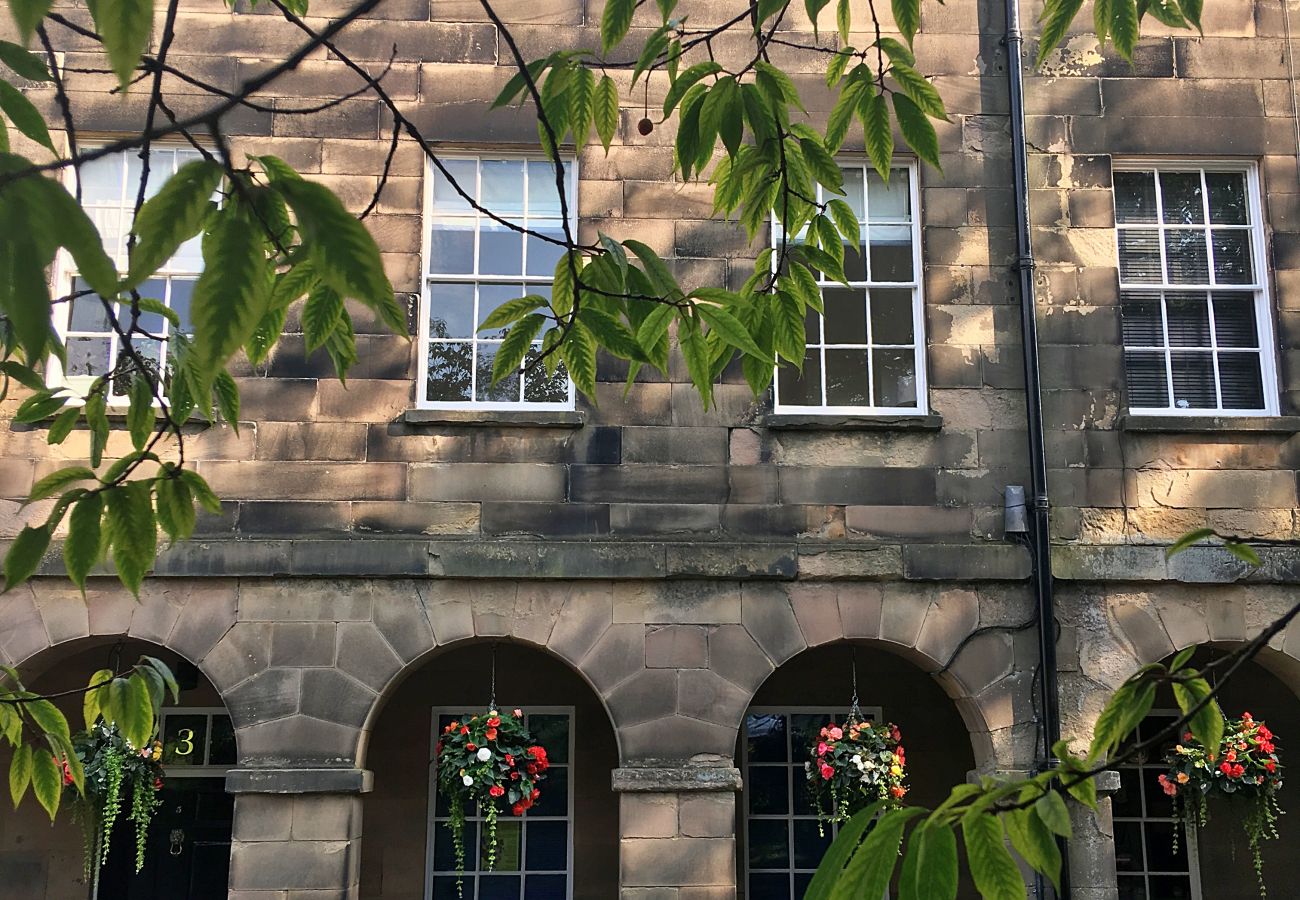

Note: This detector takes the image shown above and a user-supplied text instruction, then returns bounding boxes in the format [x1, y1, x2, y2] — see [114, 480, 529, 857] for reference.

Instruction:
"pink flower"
[828, 726, 843, 740]
[819, 763, 834, 781]
[817, 742, 829, 756]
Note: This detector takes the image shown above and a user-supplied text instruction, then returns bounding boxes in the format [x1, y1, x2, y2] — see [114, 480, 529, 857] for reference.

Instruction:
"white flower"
[476, 747, 492, 762]
[462, 775, 474, 786]
[851, 754, 862, 765]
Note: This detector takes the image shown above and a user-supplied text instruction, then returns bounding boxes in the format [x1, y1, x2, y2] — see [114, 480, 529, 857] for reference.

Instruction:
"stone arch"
[608, 581, 1032, 772]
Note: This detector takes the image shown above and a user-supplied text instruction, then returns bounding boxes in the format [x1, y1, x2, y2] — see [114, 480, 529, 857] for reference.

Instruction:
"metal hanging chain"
[849, 645, 863, 724]
[488, 641, 497, 711]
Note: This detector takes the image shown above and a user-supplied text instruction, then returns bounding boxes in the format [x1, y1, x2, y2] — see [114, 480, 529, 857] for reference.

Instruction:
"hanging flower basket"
[66, 720, 165, 890]
[435, 708, 550, 892]
[806, 715, 908, 833]
[1160, 711, 1283, 896]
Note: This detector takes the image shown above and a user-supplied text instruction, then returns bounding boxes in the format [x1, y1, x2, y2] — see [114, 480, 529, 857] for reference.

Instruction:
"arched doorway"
[361, 640, 619, 900]
[1117, 647, 1300, 900]
[1, 638, 235, 899]
[736, 641, 979, 899]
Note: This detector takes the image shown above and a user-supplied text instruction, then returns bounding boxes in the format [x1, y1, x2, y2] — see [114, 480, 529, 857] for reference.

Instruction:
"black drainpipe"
[1003, 0, 1070, 897]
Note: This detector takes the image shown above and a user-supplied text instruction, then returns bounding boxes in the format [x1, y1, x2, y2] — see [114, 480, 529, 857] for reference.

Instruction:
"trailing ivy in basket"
[435, 709, 550, 893]
[1160, 711, 1284, 896]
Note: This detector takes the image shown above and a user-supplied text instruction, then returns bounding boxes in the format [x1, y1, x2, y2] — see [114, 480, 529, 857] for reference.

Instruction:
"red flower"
[460, 726, 469, 735]
[505, 753, 514, 766]
[1266, 761, 1277, 773]
[528, 746, 547, 760]
[511, 771, 521, 780]
[531, 788, 540, 800]
[1220, 761, 1234, 775]
[512, 802, 525, 816]
[487, 716, 501, 727]
[486, 728, 498, 741]
[1232, 764, 1246, 778]
[1226, 750, 1237, 762]
[890, 785, 907, 799]
[527, 763, 538, 775]
[467, 743, 477, 752]
[819, 763, 834, 781]
[1184, 732, 1194, 742]
[489, 785, 505, 798]
[153, 777, 163, 791]
[1259, 725, 1273, 740]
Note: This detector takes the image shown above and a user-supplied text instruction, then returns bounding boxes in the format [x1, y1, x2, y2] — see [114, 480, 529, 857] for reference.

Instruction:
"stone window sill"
[763, 413, 943, 431]
[1118, 414, 1300, 434]
[402, 408, 585, 428]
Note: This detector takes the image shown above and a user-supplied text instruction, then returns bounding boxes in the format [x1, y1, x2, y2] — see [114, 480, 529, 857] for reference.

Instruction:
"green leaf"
[0, 80, 53, 151]
[272, 177, 404, 335]
[1224, 541, 1262, 566]
[178, 469, 222, 514]
[772, 291, 806, 364]
[45, 406, 79, 445]
[569, 64, 595, 147]
[1034, 790, 1072, 839]
[623, 239, 681, 299]
[0, 360, 45, 391]
[0, 231, 54, 362]
[831, 807, 923, 900]
[104, 480, 156, 596]
[90, 0, 155, 88]
[826, 197, 861, 244]
[8, 744, 31, 807]
[13, 389, 65, 425]
[825, 48, 852, 86]
[106, 675, 151, 749]
[899, 822, 958, 900]
[135, 296, 179, 329]
[492, 313, 545, 384]
[600, 0, 635, 53]
[1172, 675, 1223, 756]
[247, 302, 290, 366]
[877, 36, 915, 66]
[892, 0, 920, 44]
[24, 698, 66, 739]
[213, 369, 239, 427]
[302, 283, 344, 352]
[1111, 0, 1139, 58]
[663, 61, 723, 116]
[578, 307, 645, 361]
[6, 0, 53, 44]
[804, 802, 882, 900]
[141, 655, 179, 703]
[491, 56, 550, 109]
[1005, 806, 1062, 892]
[83, 668, 113, 729]
[892, 92, 940, 170]
[188, 208, 271, 392]
[0, 38, 50, 79]
[835, 0, 850, 42]
[1180, 0, 1202, 31]
[963, 810, 1023, 900]
[154, 470, 195, 542]
[123, 159, 223, 289]
[1089, 679, 1155, 763]
[696, 301, 763, 358]
[1063, 769, 1097, 810]
[2, 524, 49, 590]
[1037, 0, 1085, 64]
[889, 62, 948, 120]
[805, 0, 831, 36]
[594, 74, 619, 151]
[65, 492, 103, 592]
[826, 76, 866, 152]
[481, 295, 548, 331]
[1165, 527, 1216, 558]
[30, 745, 60, 818]
[85, 392, 109, 467]
[1093, 0, 1113, 45]
[755, 60, 805, 113]
[798, 136, 843, 193]
[126, 373, 154, 451]
[28, 466, 96, 502]
[560, 320, 597, 397]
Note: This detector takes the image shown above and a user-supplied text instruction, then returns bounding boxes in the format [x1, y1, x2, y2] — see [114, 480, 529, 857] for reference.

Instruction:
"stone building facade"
[3, 0, 1300, 898]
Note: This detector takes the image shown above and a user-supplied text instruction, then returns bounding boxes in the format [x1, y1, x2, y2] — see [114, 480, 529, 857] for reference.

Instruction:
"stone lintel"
[402, 408, 586, 428]
[226, 767, 373, 794]
[611, 766, 743, 793]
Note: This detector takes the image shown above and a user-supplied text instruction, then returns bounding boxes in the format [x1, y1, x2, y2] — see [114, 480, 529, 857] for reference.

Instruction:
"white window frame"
[1112, 709, 1203, 900]
[741, 705, 884, 899]
[424, 705, 575, 900]
[1112, 159, 1279, 416]
[156, 706, 236, 778]
[417, 153, 578, 411]
[770, 159, 928, 416]
[48, 144, 210, 402]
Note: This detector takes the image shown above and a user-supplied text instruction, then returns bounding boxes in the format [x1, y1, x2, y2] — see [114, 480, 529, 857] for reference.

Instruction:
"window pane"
[530, 767, 567, 817]
[479, 283, 526, 339]
[1147, 876, 1193, 899]
[792, 819, 831, 869]
[777, 349, 822, 406]
[481, 159, 524, 216]
[1120, 293, 1164, 347]
[526, 224, 566, 277]
[433, 159, 476, 212]
[823, 287, 865, 343]
[476, 344, 521, 402]
[524, 820, 567, 871]
[867, 168, 909, 219]
[1159, 171, 1205, 224]
[1169, 351, 1217, 408]
[161, 715, 208, 766]
[1114, 820, 1144, 872]
[1114, 171, 1157, 224]
[748, 873, 791, 900]
[748, 766, 789, 815]
[432, 876, 463, 899]
[434, 820, 477, 871]
[1112, 767, 1142, 818]
[427, 342, 474, 402]
[1211, 293, 1259, 347]
[529, 714, 570, 762]
[748, 819, 790, 869]
[1164, 293, 1210, 347]
[825, 349, 869, 406]
[1118, 229, 1162, 282]
[523, 351, 569, 404]
[524, 874, 567, 899]
[839, 166, 865, 220]
[791, 770, 816, 815]
[527, 160, 568, 217]
[429, 283, 475, 339]
[841, 240, 867, 282]
[869, 289, 914, 344]
[1211, 229, 1252, 283]
[1124, 352, 1170, 408]
[874, 349, 918, 407]
[429, 225, 475, 275]
[479, 875, 521, 899]
[1217, 353, 1265, 409]
[66, 337, 112, 377]
[479, 223, 524, 276]
[1206, 171, 1247, 224]
[209, 714, 236, 765]
[483, 820, 522, 871]
[171, 278, 196, 335]
[1117, 875, 1148, 900]
[69, 289, 111, 332]
[746, 713, 788, 763]
[868, 225, 913, 281]
[1163, 230, 1209, 284]
[1143, 821, 1188, 872]
[79, 155, 124, 204]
